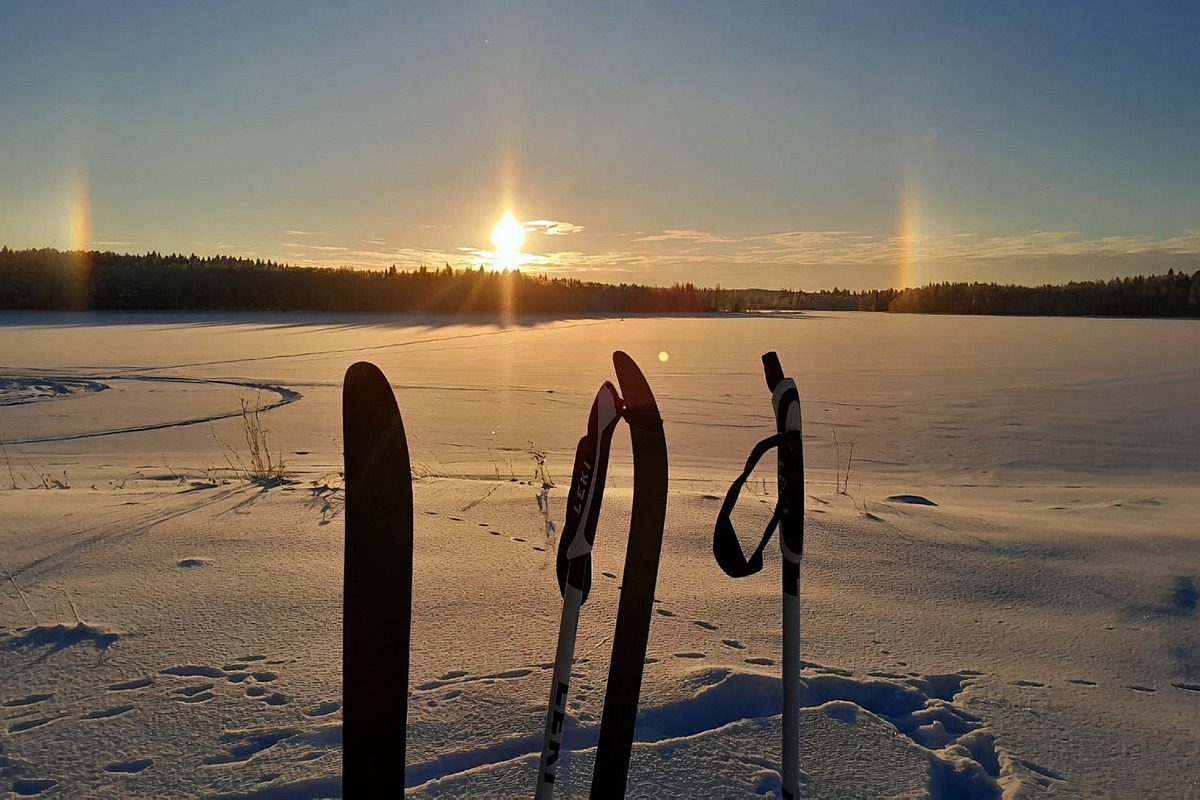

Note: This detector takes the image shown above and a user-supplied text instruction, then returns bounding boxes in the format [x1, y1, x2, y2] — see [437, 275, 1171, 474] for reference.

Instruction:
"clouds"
[626, 227, 1200, 269]
[523, 220, 584, 236]
[271, 223, 1200, 292]
[634, 230, 738, 243]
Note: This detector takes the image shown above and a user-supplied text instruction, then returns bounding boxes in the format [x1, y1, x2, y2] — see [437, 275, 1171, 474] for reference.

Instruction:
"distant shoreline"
[2, 247, 1197, 318]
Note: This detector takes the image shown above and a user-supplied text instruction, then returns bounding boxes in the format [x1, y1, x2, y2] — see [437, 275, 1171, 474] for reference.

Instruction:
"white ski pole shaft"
[536, 582, 584, 799]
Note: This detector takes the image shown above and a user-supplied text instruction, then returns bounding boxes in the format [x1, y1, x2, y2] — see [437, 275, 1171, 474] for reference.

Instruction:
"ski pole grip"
[762, 351, 784, 391]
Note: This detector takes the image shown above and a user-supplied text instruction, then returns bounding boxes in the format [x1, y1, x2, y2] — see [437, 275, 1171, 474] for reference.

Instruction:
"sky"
[2, 1, 1199, 290]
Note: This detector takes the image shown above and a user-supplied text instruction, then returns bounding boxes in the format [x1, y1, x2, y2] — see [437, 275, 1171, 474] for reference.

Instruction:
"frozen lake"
[4, 310, 1198, 486]
[1, 310, 1198, 797]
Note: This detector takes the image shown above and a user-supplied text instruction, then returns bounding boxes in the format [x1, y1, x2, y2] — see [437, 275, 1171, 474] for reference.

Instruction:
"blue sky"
[2, 1, 1198, 289]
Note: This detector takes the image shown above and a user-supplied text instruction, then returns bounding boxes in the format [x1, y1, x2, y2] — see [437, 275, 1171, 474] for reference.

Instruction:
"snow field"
[2, 311, 1198, 797]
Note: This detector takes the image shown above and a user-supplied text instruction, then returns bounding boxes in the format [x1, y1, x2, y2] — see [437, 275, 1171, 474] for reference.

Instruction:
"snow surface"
[1, 310, 1198, 798]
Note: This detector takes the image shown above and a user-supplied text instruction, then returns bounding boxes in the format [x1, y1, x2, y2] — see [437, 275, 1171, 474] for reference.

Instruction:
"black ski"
[590, 351, 669, 799]
[342, 361, 414, 796]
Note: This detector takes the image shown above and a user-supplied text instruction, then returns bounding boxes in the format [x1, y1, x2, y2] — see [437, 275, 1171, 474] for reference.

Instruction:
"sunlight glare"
[492, 212, 524, 268]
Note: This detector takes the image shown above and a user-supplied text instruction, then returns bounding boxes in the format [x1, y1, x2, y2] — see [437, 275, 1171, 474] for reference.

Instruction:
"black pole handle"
[762, 351, 784, 391]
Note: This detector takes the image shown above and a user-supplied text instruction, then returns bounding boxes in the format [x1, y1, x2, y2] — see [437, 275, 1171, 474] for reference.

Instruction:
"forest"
[1, 247, 1197, 317]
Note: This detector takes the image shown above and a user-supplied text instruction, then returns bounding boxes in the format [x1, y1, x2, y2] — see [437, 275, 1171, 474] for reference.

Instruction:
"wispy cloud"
[627, 227, 1200, 268]
[91, 239, 134, 248]
[523, 219, 584, 236]
[283, 241, 482, 271]
[282, 229, 329, 236]
[634, 229, 738, 243]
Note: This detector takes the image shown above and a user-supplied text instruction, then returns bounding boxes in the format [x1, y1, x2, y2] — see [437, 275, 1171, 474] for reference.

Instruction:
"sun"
[492, 212, 524, 268]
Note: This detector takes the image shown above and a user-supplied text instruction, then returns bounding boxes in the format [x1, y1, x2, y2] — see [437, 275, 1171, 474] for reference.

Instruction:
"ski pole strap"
[713, 430, 801, 578]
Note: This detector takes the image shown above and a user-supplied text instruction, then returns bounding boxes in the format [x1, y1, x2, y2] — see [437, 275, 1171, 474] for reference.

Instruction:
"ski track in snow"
[1, 372, 302, 445]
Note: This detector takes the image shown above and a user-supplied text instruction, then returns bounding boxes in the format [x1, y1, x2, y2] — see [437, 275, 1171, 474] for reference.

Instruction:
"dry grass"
[830, 424, 858, 495]
[211, 396, 289, 486]
[0, 412, 69, 489]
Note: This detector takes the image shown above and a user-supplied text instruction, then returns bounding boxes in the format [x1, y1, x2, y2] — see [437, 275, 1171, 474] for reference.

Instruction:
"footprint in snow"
[305, 701, 342, 717]
[482, 668, 533, 680]
[8, 716, 55, 733]
[675, 652, 706, 659]
[161, 665, 226, 679]
[693, 620, 718, 631]
[886, 494, 938, 506]
[1068, 679, 1098, 686]
[104, 759, 153, 774]
[4, 693, 53, 707]
[1127, 685, 1156, 693]
[817, 667, 855, 677]
[721, 639, 745, 650]
[1173, 683, 1200, 692]
[227, 671, 279, 684]
[655, 609, 676, 617]
[177, 692, 216, 704]
[1011, 680, 1047, 687]
[11, 779, 58, 795]
[746, 657, 775, 666]
[83, 704, 135, 720]
[108, 677, 154, 691]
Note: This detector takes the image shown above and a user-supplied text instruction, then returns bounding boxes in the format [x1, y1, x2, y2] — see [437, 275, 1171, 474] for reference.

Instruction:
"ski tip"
[342, 361, 402, 439]
[592, 381, 623, 433]
[612, 351, 661, 430]
[761, 352, 784, 391]
[344, 360, 388, 390]
[597, 380, 621, 408]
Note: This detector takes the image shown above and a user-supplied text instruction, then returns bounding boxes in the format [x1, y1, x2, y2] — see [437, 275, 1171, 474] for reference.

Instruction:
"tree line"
[1, 247, 1197, 317]
[854, 272, 1200, 317]
[0, 248, 705, 313]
